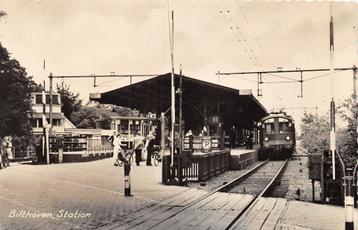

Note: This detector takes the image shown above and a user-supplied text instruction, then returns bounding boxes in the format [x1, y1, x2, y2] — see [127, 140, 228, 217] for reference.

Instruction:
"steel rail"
[226, 159, 289, 230]
[217, 160, 269, 192]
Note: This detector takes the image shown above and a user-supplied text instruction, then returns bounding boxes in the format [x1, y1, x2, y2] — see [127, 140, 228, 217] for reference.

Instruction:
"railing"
[3, 146, 34, 160]
[50, 136, 112, 153]
[162, 149, 230, 183]
[49, 136, 113, 163]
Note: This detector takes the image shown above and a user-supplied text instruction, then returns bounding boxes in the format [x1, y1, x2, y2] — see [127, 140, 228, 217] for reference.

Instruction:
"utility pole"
[170, 11, 176, 181]
[49, 73, 53, 138]
[329, 4, 336, 181]
[178, 66, 183, 184]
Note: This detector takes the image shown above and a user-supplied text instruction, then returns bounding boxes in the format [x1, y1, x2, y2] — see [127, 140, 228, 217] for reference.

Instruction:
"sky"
[0, 0, 357, 129]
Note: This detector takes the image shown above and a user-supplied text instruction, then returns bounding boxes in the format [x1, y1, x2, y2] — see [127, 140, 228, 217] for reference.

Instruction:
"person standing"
[5, 137, 13, 160]
[108, 131, 116, 148]
[145, 132, 155, 166]
[33, 135, 42, 164]
[113, 133, 127, 166]
[133, 131, 144, 166]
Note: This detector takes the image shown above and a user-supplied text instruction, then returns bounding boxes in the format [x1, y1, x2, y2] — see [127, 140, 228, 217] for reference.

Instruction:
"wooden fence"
[162, 149, 230, 183]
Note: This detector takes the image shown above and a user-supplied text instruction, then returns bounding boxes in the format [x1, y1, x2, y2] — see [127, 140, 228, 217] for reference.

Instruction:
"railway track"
[145, 159, 289, 229]
[220, 160, 288, 196]
[219, 159, 289, 229]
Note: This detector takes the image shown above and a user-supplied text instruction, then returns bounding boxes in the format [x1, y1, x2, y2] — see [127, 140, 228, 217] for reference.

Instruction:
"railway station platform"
[230, 148, 258, 170]
[1, 158, 356, 229]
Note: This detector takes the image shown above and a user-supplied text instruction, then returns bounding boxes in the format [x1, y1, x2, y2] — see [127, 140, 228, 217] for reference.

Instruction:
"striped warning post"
[124, 162, 131, 196]
[345, 169, 354, 230]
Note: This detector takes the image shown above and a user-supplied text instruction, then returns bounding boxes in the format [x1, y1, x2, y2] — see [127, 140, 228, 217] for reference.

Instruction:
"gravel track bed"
[187, 162, 262, 191]
[187, 155, 320, 203]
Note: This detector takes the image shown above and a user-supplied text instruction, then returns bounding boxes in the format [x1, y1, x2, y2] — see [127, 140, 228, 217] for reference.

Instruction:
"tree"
[337, 94, 357, 167]
[301, 95, 357, 167]
[0, 43, 35, 143]
[112, 105, 138, 117]
[70, 107, 111, 129]
[56, 81, 82, 122]
[300, 112, 330, 153]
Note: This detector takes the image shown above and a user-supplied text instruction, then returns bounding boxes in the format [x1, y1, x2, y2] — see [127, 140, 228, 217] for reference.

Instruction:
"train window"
[265, 123, 274, 133]
[264, 118, 274, 123]
[279, 122, 289, 133]
[278, 118, 289, 123]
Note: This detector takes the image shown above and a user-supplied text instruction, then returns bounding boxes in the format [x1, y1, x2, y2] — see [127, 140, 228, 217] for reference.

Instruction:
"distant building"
[30, 92, 76, 135]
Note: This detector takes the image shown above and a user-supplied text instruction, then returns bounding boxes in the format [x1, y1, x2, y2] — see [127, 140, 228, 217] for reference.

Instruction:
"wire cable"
[305, 69, 346, 82]
[263, 73, 299, 82]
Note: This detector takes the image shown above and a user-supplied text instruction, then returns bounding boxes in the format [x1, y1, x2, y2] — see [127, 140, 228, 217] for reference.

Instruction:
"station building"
[30, 92, 76, 135]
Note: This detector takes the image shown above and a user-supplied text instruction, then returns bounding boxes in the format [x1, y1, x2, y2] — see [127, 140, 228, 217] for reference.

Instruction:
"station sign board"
[201, 137, 212, 153]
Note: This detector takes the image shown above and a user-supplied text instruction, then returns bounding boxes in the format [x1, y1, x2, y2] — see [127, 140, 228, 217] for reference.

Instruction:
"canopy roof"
[93, 73, 267, 131]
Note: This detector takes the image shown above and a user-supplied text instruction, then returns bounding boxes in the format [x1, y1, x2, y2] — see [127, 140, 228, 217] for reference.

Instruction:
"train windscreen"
[263, 118, 275, 133]
[263, 117, 293, 134]
[278, 118, 292, 133]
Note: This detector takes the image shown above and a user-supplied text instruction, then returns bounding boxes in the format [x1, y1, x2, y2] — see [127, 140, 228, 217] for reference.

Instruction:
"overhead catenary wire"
[215, 0, 260, 70]
[235, 1, 275, 68]
[225, 2, 264, 69]
[263, 73, 298, 82]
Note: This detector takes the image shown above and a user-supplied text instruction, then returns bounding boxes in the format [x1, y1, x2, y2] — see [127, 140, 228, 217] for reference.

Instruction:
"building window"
[53, 95, 59, 105]
[31, 119, 37, 128]
[35, 94, 59, 105]
[53, 119, 62, 126]
[35, 94, 42, 104]
[46, 95, 59, 105]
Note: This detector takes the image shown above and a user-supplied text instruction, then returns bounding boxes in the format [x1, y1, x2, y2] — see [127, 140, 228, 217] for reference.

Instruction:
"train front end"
[259, 114, 296, 160]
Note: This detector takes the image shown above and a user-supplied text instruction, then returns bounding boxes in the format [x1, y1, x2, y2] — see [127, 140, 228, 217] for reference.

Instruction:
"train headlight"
[286, 136, 290, 141]
[264, 137, 269, 142]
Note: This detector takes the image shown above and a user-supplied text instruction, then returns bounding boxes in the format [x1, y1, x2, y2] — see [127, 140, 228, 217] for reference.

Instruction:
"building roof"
[92, 73, 268, 129]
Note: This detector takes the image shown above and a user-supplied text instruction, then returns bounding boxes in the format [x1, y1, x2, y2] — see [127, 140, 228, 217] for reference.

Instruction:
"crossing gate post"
[345, 168, 354, 230]
[124, 161, 131, 196]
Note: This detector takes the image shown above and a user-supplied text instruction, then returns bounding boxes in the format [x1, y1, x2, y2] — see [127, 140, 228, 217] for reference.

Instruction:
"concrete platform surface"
[0, 158, 356, 229]
[230, 148, 257, 156]
[0, 159, 188, 229]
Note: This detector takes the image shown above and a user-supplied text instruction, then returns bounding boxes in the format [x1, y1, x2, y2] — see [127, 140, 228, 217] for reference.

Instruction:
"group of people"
[110, 131, 156, 167]
[0, 137, 12, 168]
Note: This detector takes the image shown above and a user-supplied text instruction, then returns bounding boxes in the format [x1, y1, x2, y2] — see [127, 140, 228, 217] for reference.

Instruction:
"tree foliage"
[301, 95, 357, 167]
[70, 107, 111, 129]
[336, 94, 357, 166]
[0, 43, 37, 143]
[300, 112, 330, 153]
[56, 81, 82, 122]
[112, 105, 138, 117]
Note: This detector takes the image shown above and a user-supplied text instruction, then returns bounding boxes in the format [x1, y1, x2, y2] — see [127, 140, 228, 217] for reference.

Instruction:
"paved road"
[0, 159, 188, 229]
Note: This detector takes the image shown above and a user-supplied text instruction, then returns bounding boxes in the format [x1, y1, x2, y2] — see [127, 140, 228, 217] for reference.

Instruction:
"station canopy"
[92, 73, 267, 131]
